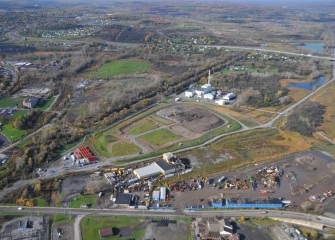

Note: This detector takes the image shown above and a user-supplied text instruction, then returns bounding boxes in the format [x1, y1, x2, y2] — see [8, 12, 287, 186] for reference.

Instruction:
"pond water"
[288, 76, 327, 91]
[300, 43, 324, 52]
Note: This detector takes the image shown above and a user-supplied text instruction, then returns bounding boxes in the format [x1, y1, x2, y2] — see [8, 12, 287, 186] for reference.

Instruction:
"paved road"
[262, 75, 335, 128]
[1, 206, 335, 229]
[74, 215, 85, 240]
[201, 44, 335, 61]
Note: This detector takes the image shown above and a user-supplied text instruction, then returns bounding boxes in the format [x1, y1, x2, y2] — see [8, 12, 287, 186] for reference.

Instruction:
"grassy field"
[1, 124, 27, 142]
[69, 194, 97, 208]
[88, 60, 150, 79]
[127, 118, 158, 135]
[34, 196, 49, 207]
[1, 110, 28, 142]
[179, 129, 314, 174]
[111, 141, 142, 157]
[53, 214, 74, 224]
[92, 133, 117, 158]
[0, 98, 21, 108]
[81, 216, 145, 240]
[139, 128, 182, 146]
[35, 96, 56, 110]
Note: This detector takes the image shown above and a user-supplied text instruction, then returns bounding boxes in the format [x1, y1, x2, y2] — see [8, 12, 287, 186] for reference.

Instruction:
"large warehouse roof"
[133, 163, 163, 179]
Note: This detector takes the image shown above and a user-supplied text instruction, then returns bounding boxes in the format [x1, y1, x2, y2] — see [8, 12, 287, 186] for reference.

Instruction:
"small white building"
[163, 152, 174, 162]
[215, 99, 227, 106]
[223, 93, 236, 101]
[185, 89, 194, 98]
[204, 93, 214, 100]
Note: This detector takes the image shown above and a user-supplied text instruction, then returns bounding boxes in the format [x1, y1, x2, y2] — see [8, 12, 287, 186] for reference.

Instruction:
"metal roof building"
[133, 160, 176, 179]
[133, 163, 163, 179]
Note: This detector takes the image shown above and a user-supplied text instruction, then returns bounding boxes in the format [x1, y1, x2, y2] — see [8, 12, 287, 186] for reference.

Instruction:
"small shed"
[152, 190, 160, 201]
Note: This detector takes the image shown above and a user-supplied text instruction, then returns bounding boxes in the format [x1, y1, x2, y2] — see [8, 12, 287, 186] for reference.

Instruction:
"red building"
[74, 146, 96, 163]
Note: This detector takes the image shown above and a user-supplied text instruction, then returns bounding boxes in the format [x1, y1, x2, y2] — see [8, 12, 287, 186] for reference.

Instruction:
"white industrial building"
[133, 159, 175, 179]
[204, 93, 214, 100]
[185, 86, 195, 98]
[185, 70, 213, 98]
[195, 83, 212, 96]
[215, 99, 227, 106]
[223, 93, 236, 101]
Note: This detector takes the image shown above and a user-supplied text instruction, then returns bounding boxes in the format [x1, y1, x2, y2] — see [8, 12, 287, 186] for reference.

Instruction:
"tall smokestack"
[208, 70, 211, 84]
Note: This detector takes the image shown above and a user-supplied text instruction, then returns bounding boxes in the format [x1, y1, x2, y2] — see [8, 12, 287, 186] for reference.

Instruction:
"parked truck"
[217, 175, 226, 183]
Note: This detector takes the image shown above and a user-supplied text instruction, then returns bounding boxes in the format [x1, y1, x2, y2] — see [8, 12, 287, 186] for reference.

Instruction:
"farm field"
[139, 128, 182, 147]
[88, 60, 150, 79]
[81, 216, 145, 240]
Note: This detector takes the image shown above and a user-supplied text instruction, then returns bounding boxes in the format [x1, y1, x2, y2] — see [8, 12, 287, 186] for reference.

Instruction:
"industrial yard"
[41, 149, 335, 215]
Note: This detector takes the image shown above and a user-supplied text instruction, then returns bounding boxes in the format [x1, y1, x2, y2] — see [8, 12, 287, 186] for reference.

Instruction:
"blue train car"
[225, 198, 282, 209]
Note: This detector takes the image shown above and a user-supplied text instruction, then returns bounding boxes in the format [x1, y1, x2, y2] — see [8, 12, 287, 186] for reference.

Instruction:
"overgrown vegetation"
[285, 101, 325, 136]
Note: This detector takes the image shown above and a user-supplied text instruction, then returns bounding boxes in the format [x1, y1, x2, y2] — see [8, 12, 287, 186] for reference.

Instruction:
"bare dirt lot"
[157, 105, 225, 134]
[52, 221, 74, 240]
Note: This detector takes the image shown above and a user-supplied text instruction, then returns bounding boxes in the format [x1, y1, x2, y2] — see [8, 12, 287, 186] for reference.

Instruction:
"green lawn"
[111, 141, 142, 157]
[35, 96, 56, 110]
[1, 124, 27, 142]
[93, 134, 117, 158]
[69, 194, 97, 208]
[0, 98, 21, 108]
[53, 214, 74, 224]
[127, 119, 158, 135]
[1, 110, 28, 142]
[88, 60, 150, 79]
[81, 216, 145, 240]
[34, 196, 49, 207]
[139, 128, 182, 146]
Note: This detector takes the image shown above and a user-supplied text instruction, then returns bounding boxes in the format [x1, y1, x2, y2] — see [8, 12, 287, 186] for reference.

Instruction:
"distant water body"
[288, 76, 326, 91]
[300, 43, 324, 53]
